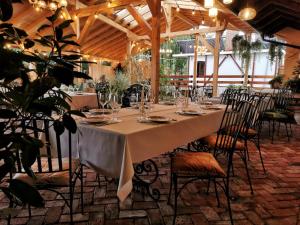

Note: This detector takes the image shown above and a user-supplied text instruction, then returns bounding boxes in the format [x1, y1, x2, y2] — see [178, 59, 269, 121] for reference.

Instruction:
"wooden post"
[148, 0, 161, 103]
[251, 53, 256, 87]
[212, 31, 221, 97]
[204, 55, 207, 86]
[193, 34, 199, 87]
[243, 34, 251, 85]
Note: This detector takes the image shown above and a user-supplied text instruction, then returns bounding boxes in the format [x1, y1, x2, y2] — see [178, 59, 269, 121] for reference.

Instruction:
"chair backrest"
[16, 119, 72, 174]
[126, 84, 149, 102]
[214, 99, 253, 156]
[273, 88, 293, 110]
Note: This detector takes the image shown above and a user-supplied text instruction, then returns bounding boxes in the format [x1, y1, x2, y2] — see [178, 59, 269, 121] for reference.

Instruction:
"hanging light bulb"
[192, 9, 195, 15]
[107, 0, 112, 7]
[209, 7, 218, 17]
[204, 0, 214, 9]
[49, 1, 58, 11]
[201, 19, 205, 25]
[238, 7, 256, 20]
[29, 0, 38, 3]
[59, 0, 68, 7]
[176, 4, 180, 12]
[37, 0, 47, 9]
[223, 0, 233, 4]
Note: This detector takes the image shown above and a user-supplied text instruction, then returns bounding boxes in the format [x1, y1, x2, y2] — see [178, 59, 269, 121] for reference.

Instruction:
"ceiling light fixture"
[223, 0, 233, 4]
[208, 7, 218, 17]
[29, 0, 68, 11]
[204, 0, 214, 9]
[238, 0, 256, 20]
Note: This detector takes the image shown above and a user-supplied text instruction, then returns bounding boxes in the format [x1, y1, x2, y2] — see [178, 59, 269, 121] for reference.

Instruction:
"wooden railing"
[161, 75, 275, 87]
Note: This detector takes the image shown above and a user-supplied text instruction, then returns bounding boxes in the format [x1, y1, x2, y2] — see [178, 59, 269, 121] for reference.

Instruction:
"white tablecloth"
[58, 104, 225, 201]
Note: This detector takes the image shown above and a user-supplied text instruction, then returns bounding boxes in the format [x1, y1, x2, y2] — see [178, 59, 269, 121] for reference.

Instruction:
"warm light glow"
[238, 7, 256, 20]
[5, 43, 11, 49]
[73, 15, 78, 19]
[37, 0, 46, 9]
[60, 0, 68, 7]
[29, 0, 38, 3]
[223, 0, 233, 4]
[204, 0, 214, 8]
[201, 19, 205, 25]
[49, 2, 57, 11]
[94, 14, 98, 18]
[176, 5, 180, 12]
[192, 9, 195, 15]
[209, 7, 218, 17]
[107, 1, 111, 7]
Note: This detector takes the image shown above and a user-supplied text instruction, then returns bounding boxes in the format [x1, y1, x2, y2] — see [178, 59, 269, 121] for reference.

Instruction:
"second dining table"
[58, 103, 225, 202]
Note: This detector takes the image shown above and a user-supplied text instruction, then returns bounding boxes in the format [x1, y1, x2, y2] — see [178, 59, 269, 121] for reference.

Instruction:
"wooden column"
[147, 0, 161, 102]
[127, 40, 133, 82]
[251, 53, 256, 87]
[212, 31, 221, 97]
[244, 34, 251, 85]
[193, 34, 199, 87]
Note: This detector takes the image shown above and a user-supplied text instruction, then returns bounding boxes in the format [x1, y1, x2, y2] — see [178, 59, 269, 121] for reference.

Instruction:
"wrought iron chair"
[168, 100, 253, 225]
[11, 118, 84, 225]
[262, 89, 296, 142]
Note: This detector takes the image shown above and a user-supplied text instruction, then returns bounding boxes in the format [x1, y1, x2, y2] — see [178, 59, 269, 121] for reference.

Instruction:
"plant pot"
[271, 82, 281, 89]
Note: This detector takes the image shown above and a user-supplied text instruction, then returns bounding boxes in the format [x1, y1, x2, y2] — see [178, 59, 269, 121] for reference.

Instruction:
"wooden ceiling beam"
[146, 0, 155, 16]
[94, 13, 140, 40]
[78, 15, 96, 44]
[74, 0, 143, 17]
[81, 25, 114, 50]
[126, 4, 152, 37]
[91, 38, 127, 56]
[173, 9, 198, 27]
[199, 34, 214, 53]
[84, 31, 125, 54]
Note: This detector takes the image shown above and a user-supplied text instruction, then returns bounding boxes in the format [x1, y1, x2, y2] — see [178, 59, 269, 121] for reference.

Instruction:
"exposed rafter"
[74, 0, 143, 17]
[78, 15, 96, 44]
[173, 9, 198, 27]
[126, 4, 152, 37]
[94, 13, 140, 40]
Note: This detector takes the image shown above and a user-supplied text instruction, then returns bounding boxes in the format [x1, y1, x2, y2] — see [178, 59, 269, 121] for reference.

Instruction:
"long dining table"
[58, 104, 225, 202]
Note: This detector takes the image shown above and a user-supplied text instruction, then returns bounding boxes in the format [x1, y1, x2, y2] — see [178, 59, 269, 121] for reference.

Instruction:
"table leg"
[133, 159, 160, 201]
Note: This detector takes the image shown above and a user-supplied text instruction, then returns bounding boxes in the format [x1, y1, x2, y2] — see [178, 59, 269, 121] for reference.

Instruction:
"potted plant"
[285, 61, 300, 93]
[0, 1, 91, 220]
[232, 35, 262, 85]
[269, 75, 283, 89]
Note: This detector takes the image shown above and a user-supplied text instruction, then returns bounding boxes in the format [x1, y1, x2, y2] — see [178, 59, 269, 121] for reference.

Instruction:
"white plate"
[177, 109, 202, 115]
[81, 116, 110, 124]
[138, 116, 172, 123]
[89, 109, 112, 114]
[203, 105, 222, 110]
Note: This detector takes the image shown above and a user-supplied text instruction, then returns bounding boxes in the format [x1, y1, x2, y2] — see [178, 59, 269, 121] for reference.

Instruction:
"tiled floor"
[1, 114, 300, 225]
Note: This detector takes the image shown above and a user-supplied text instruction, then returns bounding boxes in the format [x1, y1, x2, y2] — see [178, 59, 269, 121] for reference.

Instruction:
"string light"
[176, 5, 180, 12]
[94, 14, 98, 18]
[223, 0, 233, 4]
[192, 9, 195, 15]
[201, 19, 205, 25]
[107, 0, 112, 7]
[29, 0, 68, 11]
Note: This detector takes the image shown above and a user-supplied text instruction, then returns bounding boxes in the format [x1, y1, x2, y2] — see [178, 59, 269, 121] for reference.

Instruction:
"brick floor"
[1, 115, 300, 225]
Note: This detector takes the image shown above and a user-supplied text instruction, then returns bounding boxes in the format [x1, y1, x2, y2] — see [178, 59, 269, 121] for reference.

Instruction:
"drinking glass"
[99, 92, 110, 115]
[109, 94, 121, 121]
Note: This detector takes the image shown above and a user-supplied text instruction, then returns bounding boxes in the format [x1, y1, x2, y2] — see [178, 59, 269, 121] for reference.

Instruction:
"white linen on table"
[67, 92, 98, 110]
[57, 104, 225, 201]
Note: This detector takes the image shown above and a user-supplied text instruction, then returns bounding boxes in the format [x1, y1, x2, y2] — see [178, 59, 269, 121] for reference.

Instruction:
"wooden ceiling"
[8, 0, 255, 61]
[225, 0, 300, 36]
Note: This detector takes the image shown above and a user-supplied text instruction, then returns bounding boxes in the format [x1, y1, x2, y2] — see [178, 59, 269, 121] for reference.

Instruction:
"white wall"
[187, 51, 276, 88]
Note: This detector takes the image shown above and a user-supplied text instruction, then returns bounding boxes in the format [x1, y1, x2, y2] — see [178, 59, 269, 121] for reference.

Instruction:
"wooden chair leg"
[172, 174, 178, 225]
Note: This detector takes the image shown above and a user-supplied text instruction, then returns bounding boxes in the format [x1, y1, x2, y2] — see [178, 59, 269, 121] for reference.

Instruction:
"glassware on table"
[109, 93, 122, 121]
[99, 92, 111, 115]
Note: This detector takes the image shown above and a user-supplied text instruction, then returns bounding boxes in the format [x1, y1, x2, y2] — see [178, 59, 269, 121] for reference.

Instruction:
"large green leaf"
[53, 120, 65, 135]
[9, 179, 45, 207]
[0, 0, 13, 22]
[63, 114, 77, 133]
[48, 66, 74, 86]
[58, 20, 73, 29]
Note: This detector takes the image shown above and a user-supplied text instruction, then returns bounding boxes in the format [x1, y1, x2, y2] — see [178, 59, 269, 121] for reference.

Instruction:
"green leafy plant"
[0, 2, 91, 219]
[269, 75, 283, 89]
[232, 35, 262, 85]
[110, 71, 130, 96]
[268, 43, 284, 66]
[285, 61, 300, 93]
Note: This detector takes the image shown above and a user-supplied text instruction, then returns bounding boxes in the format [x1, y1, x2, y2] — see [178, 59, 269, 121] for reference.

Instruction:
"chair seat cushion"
[172, 152, 226, 177]
[227, 125, 258, 137]
[202, 134, 245, 150]
[13, 157, 80, 186]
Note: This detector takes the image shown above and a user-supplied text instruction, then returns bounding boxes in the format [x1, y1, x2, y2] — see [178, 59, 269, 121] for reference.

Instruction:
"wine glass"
[109, 93, 121, 121]
[99, 92, 110, 115]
